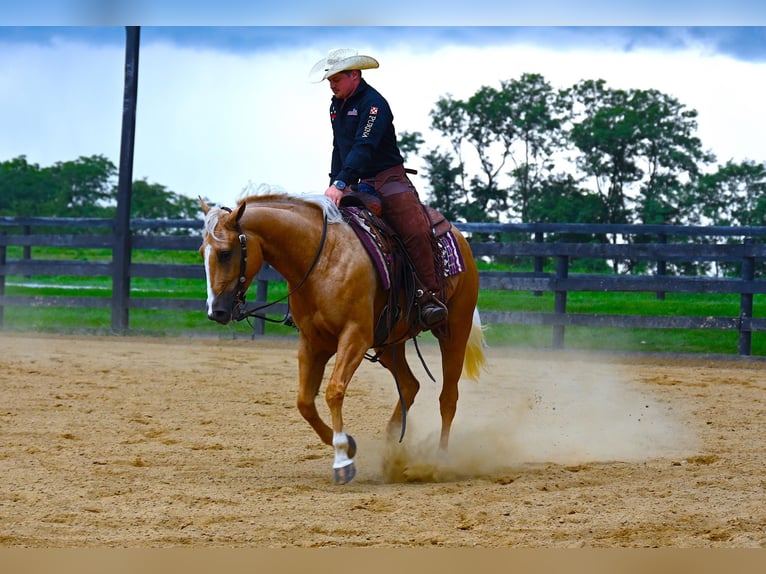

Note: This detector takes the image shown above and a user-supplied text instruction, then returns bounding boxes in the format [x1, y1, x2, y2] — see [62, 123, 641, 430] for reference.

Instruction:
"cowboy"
[309, 48, 448, 329]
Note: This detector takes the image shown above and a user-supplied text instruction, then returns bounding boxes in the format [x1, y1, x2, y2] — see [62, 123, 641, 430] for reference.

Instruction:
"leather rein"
[222, 206, 329, 324]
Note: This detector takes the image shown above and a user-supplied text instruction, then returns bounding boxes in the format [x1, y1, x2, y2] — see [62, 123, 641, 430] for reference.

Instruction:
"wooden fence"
[1, 216, 765, 355]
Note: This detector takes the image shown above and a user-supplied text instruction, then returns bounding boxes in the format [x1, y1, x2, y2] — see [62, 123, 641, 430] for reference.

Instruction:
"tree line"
[0, 154, 199, 225]
[401, 73, 766, 230]
[3, 73, 765, 236]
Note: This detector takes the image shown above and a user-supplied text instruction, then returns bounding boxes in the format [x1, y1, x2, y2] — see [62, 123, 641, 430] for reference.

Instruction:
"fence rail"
[1, 216, 764, 354]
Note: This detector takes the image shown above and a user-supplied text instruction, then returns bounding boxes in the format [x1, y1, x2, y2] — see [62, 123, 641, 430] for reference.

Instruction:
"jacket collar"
[332, 78, 369, 106]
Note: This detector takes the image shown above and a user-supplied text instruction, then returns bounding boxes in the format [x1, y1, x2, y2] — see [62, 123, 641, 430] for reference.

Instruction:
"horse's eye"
[218, 250, 233, 263]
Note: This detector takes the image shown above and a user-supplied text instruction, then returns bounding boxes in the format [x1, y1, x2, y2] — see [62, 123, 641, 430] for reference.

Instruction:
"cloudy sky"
[2, 6, 766, 208]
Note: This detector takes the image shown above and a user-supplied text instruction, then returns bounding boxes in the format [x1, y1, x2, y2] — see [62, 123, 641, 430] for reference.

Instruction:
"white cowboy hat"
[309, 48, 379, 83]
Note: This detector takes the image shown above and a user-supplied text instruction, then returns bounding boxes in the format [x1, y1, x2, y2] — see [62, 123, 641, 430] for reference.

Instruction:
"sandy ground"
[0, 332, 764, 548]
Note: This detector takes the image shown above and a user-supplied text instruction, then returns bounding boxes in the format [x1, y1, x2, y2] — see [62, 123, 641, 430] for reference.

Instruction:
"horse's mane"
[203, 192, 343, 243]
[240, 193, 344, 224]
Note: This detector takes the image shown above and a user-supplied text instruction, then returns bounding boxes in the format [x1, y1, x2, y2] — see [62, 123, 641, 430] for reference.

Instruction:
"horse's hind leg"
[438, 374, 459, 451]
[376, 342, 420, 441]
[437, 307, 475, 451]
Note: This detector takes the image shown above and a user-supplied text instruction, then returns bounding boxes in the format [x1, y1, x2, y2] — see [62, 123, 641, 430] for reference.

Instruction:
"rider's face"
[327, 71, 358, 100]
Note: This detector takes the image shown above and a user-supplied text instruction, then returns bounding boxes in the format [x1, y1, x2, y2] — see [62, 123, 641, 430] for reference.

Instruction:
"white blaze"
[203, 244, 215, 317]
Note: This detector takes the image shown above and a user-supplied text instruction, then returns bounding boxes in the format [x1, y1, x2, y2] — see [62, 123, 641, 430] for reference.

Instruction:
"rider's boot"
[380, 190, 448, 329]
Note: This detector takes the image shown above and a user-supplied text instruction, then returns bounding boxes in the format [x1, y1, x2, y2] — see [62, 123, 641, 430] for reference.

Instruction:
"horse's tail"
[462, 307, 487, 382]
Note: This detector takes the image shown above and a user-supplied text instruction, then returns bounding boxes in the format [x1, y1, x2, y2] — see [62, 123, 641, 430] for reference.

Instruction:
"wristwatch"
[332, 179, 346, 190]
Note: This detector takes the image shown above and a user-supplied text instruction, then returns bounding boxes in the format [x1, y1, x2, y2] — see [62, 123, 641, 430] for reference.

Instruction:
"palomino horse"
[200, 193, 485, 484]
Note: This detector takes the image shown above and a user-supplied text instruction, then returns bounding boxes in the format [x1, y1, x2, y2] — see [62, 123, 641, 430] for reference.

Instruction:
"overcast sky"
[2, 21, 766, 208]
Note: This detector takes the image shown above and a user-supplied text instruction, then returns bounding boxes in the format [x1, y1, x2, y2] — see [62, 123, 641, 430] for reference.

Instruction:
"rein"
[224, 206, 330, 323]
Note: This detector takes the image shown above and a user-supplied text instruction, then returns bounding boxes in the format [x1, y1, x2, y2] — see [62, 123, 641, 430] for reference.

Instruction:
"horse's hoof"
[333, 462, 356, 485]
[347, 434, 357, 459]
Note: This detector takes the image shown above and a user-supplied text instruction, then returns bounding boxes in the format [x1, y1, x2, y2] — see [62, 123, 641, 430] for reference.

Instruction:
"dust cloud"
[375, 351, 700, 482]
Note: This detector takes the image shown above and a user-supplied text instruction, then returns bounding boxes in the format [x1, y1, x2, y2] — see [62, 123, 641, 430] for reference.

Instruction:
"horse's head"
[199, 198, 259, 324]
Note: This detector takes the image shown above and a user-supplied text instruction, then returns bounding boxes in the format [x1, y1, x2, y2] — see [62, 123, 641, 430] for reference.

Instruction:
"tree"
[421, 148, 465, 221]
[0, 154, 117, 217]
[130, 179, 199, 220]
[632, 89, 715, 225]
[501, 73, 565, 222]
[564, 80, 714, 227]
[0, 156, 52, 215]
[688, 160, 766, 227]
[526, 173, 609, 225]
[397, 130, 425, 164]
[48, 154, 118, 217]
[564, 79, 643, 225]
[428, 93, 470, 193]
[0, 155, 202, 227]
[428, 87, 513, 221]
[426, 74, 566, 222]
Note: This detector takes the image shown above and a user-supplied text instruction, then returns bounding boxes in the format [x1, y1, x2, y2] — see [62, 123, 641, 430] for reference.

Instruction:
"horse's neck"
[245, 203, 325, 285]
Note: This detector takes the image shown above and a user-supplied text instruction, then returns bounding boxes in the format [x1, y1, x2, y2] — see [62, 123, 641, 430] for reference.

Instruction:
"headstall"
[219, 206, 329, 323]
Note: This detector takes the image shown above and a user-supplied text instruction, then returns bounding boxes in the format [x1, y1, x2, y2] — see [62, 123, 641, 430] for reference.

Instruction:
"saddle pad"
[439, 226, 465, 277]
[344, 207, 393, 290]
[342, 206, 465, 291]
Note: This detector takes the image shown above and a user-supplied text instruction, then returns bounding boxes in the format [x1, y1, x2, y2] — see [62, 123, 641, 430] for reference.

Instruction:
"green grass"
[1, 247, 764, 356]
[479, 289, 758, 317]
[476, 289, 765, 355]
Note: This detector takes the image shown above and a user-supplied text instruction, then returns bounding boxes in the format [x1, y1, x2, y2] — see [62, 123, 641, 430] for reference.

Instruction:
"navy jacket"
[329, 79, 404, 186]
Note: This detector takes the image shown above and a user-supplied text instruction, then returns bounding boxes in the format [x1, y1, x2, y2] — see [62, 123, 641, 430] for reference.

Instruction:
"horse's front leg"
[325, 334, 368, 484]
[296, 340, 335, 447]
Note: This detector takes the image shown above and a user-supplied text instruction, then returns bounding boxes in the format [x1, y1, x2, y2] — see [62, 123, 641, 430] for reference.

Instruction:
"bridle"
[219, 206, 330, 323]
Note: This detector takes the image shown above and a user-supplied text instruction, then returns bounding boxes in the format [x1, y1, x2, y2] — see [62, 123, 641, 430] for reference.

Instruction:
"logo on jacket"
[347, 108, 358, 116]
[362, 113, 377, 138]
[370, 107, 378, 115]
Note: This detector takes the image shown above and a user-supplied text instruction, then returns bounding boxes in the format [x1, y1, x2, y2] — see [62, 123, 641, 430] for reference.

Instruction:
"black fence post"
[533, 230, 544, 296]
[0, 235, 5, 326]
[111, 26, 140, 333]
[739, 238, 754, 356]
[656, 232, 667, 300]
[552, 254, 569, 349]
[251, 267, 269, 338]
[22, 225, 31, 279]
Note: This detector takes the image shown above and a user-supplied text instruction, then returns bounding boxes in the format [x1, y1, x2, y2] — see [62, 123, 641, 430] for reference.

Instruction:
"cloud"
[5, 1, 766, 26]
[2, 27, 766, 207]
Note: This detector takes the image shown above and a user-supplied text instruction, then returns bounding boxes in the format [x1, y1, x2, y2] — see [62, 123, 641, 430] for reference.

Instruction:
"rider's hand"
[324, 184, 344, 206]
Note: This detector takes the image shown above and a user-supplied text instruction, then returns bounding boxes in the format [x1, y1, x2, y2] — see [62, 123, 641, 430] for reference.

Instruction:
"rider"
[309, 48, 448, 329]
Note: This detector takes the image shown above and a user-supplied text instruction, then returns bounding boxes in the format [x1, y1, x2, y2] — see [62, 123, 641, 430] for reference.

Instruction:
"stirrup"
[417, 290, 448, 328]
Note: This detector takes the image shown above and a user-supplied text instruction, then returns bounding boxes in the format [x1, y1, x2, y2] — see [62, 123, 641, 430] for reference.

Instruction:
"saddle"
[340, 189, 452, 237]
[339, 194, 464, 346]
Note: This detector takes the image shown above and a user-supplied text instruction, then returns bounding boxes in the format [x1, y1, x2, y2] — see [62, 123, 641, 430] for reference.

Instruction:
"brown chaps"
[360, 165, 440, 295]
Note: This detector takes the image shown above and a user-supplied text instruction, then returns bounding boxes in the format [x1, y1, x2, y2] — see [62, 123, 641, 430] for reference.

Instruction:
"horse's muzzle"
[207, 290, 238, 324]
[208, 308, 232, 324]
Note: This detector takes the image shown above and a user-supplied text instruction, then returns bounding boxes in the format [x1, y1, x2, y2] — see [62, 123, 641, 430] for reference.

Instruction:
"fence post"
[23, 225, 31, 279]
[111, 26, 140, 333]
[738, 238, 754, 356]
[656, 232, 667, 300]
[552, 254, 569, 349]
[533, 230, 544, 296]
[251, 268, 269, 338]
[0, 236, 5, 326]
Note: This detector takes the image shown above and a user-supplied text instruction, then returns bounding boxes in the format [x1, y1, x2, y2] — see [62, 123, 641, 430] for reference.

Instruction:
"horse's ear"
[199, 196, 210, 215]
[235, 201, 247, 223]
